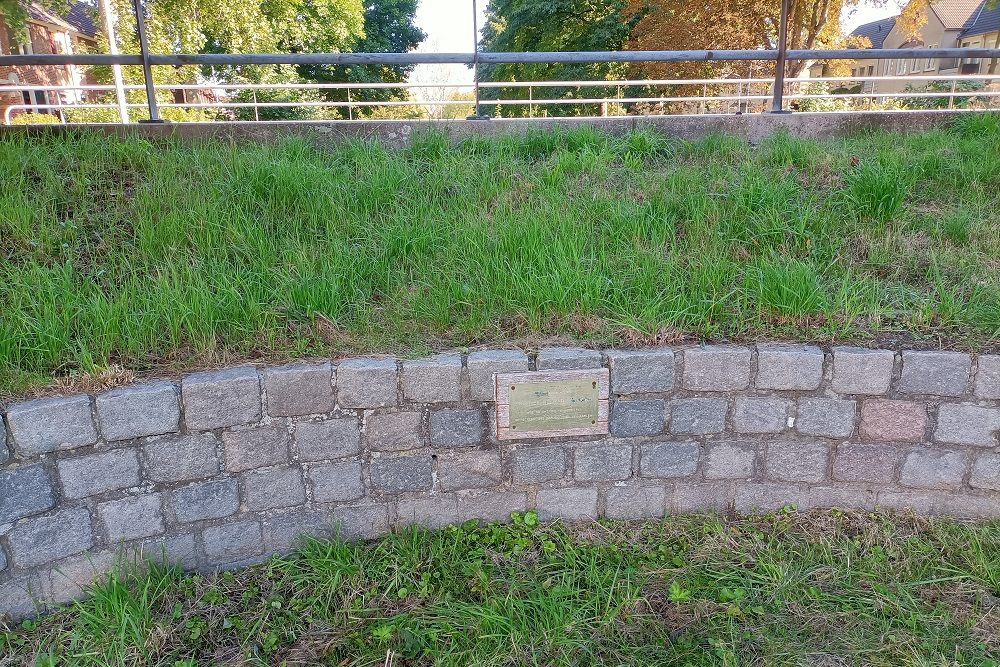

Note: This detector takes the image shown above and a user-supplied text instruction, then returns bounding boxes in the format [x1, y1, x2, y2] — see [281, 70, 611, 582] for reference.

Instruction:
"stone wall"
[2, 344, 1000, 619]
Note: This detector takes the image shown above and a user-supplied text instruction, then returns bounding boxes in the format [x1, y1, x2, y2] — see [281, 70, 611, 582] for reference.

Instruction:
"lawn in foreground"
[2, 116, 1000, 393]
[2, 510, 999, 666]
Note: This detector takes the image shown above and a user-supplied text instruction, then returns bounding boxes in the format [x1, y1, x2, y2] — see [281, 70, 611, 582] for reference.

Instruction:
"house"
[957, 0, 1000, 74]
[0, 1, 98, 122]
[845, 16, 896, 92]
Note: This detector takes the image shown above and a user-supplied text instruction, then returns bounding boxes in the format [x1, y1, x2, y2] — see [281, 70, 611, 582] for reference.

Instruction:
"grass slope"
[2, 116, 1000, 394]
[3, 511, 999, 666]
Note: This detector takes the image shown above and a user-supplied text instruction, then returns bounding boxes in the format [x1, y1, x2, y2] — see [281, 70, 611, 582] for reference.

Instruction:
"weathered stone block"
[876, 490, 944, 515]
[832, 443, 902, 483]
[732, 397, 790, 434]
[262, 510, 333, 553]
[537, 347, 603, 370]
[402, 354, 462, 403]
[975, 355, 1000, 399]
[0, 418, 7, 464]
[96, 381, 180, 442]
[0, 546, 6, 572]
[58, 449, 141, 499]
[172, 478, 240, 523]
[510, 445, 567, 483]
[703, 442, 756, 479]
[671, 482, 732, 513]
[366, 411, 423, 451]
[130, 533, 198, 569]
[6, 395, 97, 455]
[669, 398, 728, 435]
[682, 346, 751, 391]
[294, 418, 360, 462]
[336, 357, 398, 409]
[37, 550, 116, 605]
[755, 344, 824, 391]
[806, 486, 876, 511]
[536, 488, 598, 521]
[397, 495, 460, 529]
[370, 454, 433, 493]
[222, 423, 289, 472]
[0, 463, 55, 524]
[734, 483, 805, 513]
[202, 520, 264, 564]
[430, 409, 483, 447]
[333, 503, 390, 540]
[143, 432, 220, 482]
[262, 362, 335, 416]
[639, 441, 699, 478]
[900, 448, 968, 490]
[98, 494, 164, 541]
[182, 367, 261, 430]
[308, 460, 364, 502]
[899, 351, 971, 397]
[242, 464, 306, 510]
[934, 403, 1000, 447]
[574, 444, 633, 481]
[795, 398, 856, 438]
[608, 348, 675, 395]
[609, 399, 665, 437]
[765, 441, 828, 483]
[605, 485, 665, 519]
[970, 453, 1000, 491]
[467, 350, 529, 401]
[437, 449, 502, 490]
[457, 490, 528, 522]
[831, 347, 893, 395]
[0, 575, 40, 622]
[860, 399, 927, 442]
[8, 507, 93, 568]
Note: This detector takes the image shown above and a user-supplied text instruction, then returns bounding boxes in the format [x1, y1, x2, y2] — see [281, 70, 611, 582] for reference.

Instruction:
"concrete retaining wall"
[3, 343, 1000, 619]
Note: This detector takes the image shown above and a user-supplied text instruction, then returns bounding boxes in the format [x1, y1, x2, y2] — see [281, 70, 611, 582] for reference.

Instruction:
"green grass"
[3, 510, 999, 665]
[3, 115, 1000, 393]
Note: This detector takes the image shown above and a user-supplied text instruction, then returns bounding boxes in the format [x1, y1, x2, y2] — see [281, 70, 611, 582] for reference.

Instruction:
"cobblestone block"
[131, 534, 198, 569]
[975, 355, 1000, 399]
[366, 411, 423, 451]
[0, 463, 55, 524]
[262, 510, 332, 553]
[876, 490, 944, 515]
[370, 454, 433, 493]
[37, 550, 116, 605]
[831, 347, 893, 395]
[262, 362, 335, 416]
[536, 488, 598, 521]
[510, 445, 567, 483]
[734, 483, 804, 513]
[143, 432, 220, 482]
[333, 503, 390, 540]
[308, 460, 364, 502]
[336, 357, 398, 409]
[970, 453, 1000, 491]
[682, 346, 751, 391]
[182, 367, 261, 430]
[242, 464, 306, 511]
[0, 418, 7, 464]
[172, 478, 240, 523]
[397, 495, 460, 529]
[58, 449, 141, 499]
[832, 443, 902, 483]
[457, 490, 527, 522]
[430, 409, 483, 447]
[860, 399, 927, 442]
[0, 546, 6, 572]
[467, 350, 529, 401]
[98, 494, 164, 541]
[900, 448, 968, 490]
[537, 347, 603, 370]
[96, 381, 180, 441]
[437, 449, 502, 490]
[0, 575, 40, 622]
[671, 482, 732, 513]
[934, 403, 1000, 447]
[402, 354, 462, 403]
[732, 397, 790, 434]
[640, 441, 699, 478]
[765, 441, 828, 483]
[8, 507, 93, 568]
[899, 351, 971, 397]
[609, 399, 665, 437]
[755, 344, 824, 390]
[806, 486, 876, 511]
[608, 348, 675, 395]
[605, 485, 665, 519]
[795, 398, 856, 438]
[669, 398, 728, 435]
[6, 395, 97, 455]
[295, 418, 360, 462]
[574, 443, 632, 481]
[202, 520, 263, 564]
[222, 423, 289, 472]
[703, 442, 756, 479]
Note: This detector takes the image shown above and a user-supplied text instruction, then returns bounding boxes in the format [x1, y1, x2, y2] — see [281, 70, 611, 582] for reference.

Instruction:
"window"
[867, 65, 875, 76]
[896, 59, 907, 75]
[962, 41, 981, 65]
[925, 44, 937, 71]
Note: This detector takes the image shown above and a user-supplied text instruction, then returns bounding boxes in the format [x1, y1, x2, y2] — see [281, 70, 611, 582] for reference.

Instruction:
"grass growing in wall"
[3, 510, 1000, 665]
[2, 115, 1000, 393]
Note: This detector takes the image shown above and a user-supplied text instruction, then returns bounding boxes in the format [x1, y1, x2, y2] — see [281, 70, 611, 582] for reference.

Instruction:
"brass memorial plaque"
[495, 369, 610, 440]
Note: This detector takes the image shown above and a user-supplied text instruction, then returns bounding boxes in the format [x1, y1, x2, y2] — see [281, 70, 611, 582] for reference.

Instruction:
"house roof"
[849, 16, 897, 48]
[26, 1, 97, 39]
[961, 0, 1000, 38]
[928, 0, 982, 30]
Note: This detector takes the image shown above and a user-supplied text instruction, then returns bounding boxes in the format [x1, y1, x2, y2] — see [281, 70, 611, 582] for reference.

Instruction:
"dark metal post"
[769, 0, 792, 113]
[467, 0, 488, 120]
[133, 0, 162, 122]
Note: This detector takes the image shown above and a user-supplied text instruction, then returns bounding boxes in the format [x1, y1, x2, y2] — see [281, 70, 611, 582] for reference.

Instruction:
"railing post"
[467, 0, 488, 120]
[132, 0, 162, 122]
[347, 87, 353, 120]
[769, 0, 792, 113]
